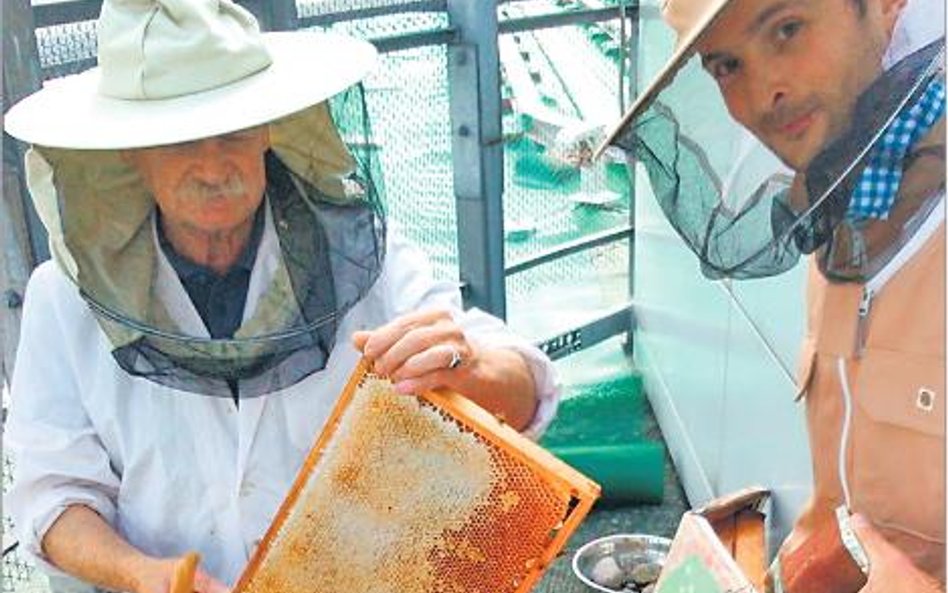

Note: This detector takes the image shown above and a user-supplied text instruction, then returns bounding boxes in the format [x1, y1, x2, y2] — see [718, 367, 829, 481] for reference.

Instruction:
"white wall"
[632, 157, 813, 553]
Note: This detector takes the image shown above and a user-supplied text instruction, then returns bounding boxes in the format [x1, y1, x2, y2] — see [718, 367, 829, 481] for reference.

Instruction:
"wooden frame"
[233, 357, 600, 593]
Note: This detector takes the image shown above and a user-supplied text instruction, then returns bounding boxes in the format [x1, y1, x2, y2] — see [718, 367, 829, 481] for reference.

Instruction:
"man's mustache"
[758, 97, 821, 133]
[179, 177, 248, 201]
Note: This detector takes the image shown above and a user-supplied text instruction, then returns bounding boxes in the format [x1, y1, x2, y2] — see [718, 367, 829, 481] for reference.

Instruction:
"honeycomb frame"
[232, 357, 601, 593]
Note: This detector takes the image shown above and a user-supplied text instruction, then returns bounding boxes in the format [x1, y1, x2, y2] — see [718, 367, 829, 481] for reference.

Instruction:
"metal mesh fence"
[31, 4, 451, 82]
[507, 241, 629, 340]
[35, 21, 97, 80]
[497, 0, 632, 12]
[3, 439, 51, 593]
[499, 19, 631, 255]
[297, 0, 444, 19]
[498, 6, 633, 341]
[310, 10, 449, 37]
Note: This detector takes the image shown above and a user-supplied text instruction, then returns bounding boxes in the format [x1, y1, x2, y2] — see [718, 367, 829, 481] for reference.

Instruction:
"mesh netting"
[32, 84, 387, 398]
[610, 39, 945, 281]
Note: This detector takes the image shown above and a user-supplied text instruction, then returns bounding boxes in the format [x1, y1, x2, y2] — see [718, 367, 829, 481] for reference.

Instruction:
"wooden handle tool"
[170, 551, 200, 593]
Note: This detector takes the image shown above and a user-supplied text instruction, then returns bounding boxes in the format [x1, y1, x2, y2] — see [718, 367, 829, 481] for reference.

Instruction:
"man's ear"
[878, 0, 907, 35]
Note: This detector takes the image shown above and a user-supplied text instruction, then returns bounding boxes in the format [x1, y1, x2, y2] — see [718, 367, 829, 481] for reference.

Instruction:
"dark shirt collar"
[157, 203, 266, 281]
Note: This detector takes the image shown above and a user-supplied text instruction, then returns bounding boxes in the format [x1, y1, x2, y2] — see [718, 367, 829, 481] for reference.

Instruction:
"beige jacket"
[789, 124, 946, 584]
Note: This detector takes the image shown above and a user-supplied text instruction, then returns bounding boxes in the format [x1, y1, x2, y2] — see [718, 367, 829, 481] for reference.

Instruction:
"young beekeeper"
[3, 1, 559, 591]
[597, 0, 944, 591]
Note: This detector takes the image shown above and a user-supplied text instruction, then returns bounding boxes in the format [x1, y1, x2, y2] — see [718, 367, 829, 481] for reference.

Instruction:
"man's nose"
[749, 60, 789, 114]
[190, 139, 229, 184]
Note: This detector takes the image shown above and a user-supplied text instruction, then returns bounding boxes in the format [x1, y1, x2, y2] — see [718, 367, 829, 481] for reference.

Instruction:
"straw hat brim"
[4, 31, 378, 150]
[594, 0, 730, 158]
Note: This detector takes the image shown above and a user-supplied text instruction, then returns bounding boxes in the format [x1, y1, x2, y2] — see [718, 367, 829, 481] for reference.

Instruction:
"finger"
[361, 310, 451, 361]
[351, 330, 370, 352]
[391, 343, 464, 382]
[360, 312, 441, 361]
[376, 320, 467, 377]
[374, 323, 443, 376]
[380, 326, 462, 378]
[394, 370, 451, 396]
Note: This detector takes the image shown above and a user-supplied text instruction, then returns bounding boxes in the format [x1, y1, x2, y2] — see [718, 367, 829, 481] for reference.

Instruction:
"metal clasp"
[916, 387, 936, 412]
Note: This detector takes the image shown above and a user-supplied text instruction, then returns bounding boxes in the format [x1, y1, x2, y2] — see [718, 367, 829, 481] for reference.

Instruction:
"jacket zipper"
[853, 196, 945, 356]
[855, 287, 873, 357]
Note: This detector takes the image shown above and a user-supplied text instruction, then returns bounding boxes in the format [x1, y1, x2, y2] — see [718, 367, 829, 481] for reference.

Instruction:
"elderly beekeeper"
[3, 1, 558, 591]
[598, 0, 944, 591]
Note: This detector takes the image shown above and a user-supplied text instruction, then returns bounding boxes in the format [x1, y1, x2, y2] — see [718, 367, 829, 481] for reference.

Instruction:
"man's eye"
[711, 58, 740, 81]
[775, 19, 803, 42]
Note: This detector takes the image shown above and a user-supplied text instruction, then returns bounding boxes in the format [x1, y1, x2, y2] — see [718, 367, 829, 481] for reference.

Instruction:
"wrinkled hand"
[852, 514, 942, 593]
[352, 309, 538, 430]
[352, 309, 476, 395]
[136, 553, 230, 593]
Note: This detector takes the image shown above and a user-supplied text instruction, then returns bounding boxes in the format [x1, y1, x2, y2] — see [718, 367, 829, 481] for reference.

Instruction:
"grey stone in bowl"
[572, 534, 671, 593]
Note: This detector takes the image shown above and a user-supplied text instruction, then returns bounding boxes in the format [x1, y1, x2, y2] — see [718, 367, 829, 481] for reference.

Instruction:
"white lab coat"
[6, 223, 558, 587]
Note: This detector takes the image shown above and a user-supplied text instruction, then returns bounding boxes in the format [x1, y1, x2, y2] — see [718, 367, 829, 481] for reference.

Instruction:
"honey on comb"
[237, 372, 598, 593]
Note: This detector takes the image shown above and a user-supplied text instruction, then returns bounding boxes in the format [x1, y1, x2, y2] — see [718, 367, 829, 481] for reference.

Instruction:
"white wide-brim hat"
[595, 0, 730, 156]
[4, 1, 378, 149]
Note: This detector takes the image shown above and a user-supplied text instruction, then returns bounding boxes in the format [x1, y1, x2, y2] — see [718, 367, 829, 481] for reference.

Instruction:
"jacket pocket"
[848, 347, 945, 543]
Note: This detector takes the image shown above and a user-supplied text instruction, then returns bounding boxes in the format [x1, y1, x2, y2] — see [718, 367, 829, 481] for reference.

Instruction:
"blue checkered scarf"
[847, 78, 945, 220]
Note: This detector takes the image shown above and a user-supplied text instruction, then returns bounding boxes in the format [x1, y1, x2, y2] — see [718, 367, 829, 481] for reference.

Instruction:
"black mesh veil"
[33, 85, 387, 398]
[608, 38, 945, 282]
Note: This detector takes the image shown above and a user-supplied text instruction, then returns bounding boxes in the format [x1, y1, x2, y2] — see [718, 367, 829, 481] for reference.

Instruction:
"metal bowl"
[572, 533, 672, 593]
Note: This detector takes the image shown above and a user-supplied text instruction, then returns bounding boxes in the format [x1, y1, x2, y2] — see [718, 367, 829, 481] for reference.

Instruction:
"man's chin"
[186, 215, 254, 236]
[191, 203, 251, 224]
[770, 140, 819, 174]
[764, 115, 829, 173]
[778, 153, 810, 174]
